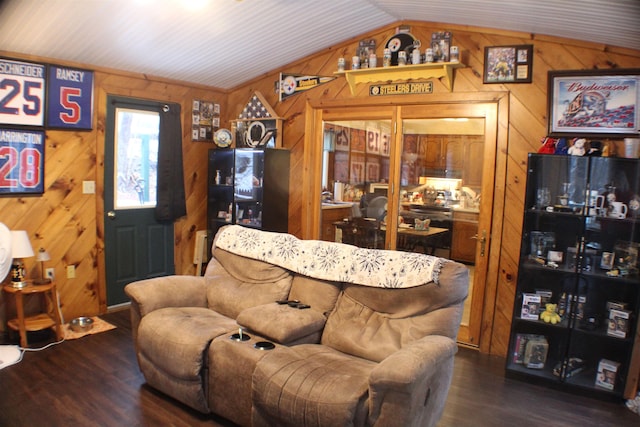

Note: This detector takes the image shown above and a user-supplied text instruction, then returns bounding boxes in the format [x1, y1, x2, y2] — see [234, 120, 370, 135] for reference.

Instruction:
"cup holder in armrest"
[230, 332, 251, 342]
[254, 341, 275, 350]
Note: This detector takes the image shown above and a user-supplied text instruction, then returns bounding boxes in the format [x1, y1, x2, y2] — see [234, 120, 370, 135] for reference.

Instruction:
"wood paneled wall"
[0, 54, 227, 326]
[1, 20, 639, 356]
[226, 21, 640, 356]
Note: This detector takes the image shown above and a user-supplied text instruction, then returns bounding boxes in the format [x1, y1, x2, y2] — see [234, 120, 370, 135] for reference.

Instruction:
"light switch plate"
[82, 180, 95, 194]
[66, 265, 76, 279]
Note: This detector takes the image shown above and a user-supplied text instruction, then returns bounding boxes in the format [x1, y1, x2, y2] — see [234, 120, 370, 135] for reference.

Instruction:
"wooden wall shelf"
[335, 62, 465, 94]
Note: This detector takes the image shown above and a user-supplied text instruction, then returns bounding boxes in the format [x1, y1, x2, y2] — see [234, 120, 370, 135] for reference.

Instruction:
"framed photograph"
[0, 128, 45, 194]
[483, 45, 533, 84]
[548, 69, 640, 137]
[191, 98, 220, 142]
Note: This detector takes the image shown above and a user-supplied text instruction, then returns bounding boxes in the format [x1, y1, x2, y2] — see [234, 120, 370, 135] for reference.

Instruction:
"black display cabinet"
[506, 153, 640, 400]
[207, 148, 290, 254]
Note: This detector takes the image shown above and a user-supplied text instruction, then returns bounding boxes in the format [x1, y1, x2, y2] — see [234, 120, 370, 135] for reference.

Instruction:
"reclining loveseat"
[125, 225, 469, 426]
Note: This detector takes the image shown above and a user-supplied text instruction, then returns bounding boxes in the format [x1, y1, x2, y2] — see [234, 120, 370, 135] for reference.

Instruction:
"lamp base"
[11, 281, 28, 289]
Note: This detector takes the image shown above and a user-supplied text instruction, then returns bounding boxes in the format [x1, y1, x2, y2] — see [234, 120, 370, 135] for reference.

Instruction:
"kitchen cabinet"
[506, 154, 640, 400]
[463, 139, 484, 187]
[451, 209, 478, 263]
[417, 135, 482, 185]
[207, 148, 289, 252]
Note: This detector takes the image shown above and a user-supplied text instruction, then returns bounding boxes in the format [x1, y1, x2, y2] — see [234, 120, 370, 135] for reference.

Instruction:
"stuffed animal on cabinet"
[568, 138, 587, 156]
[538, 136, 557, 154]
[554, 138, 569, 155]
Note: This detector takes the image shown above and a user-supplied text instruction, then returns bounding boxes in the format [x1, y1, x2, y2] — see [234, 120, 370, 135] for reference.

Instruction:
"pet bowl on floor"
[70, 317, 94, 333]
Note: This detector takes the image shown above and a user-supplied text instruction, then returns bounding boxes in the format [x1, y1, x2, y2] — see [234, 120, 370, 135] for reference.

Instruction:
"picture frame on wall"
[547, 69, 640, 137]
[483, 45, 533, 84]
[191, 99, 220, 142]
[47, 65, 94, 130]
[0, 128, 45, 195]
[0, 58, 46, 127]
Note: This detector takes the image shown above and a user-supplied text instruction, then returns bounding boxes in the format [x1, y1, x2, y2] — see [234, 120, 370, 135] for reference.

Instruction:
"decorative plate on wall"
[384, 32, 417, 65]
[213, 128, 233, 148]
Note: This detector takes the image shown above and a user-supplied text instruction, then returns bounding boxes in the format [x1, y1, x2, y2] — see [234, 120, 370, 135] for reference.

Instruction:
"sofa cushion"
[206, 248, 293, 319]
[321, 261, 469, 362]
[288, 275, 342, 316]
[252, 344, 373, 427]
[136, 306, 238, 413]
[237, 303, 327, 344]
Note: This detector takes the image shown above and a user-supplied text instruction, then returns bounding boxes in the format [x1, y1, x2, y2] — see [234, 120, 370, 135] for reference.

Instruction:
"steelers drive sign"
[369, 81, 433, 96]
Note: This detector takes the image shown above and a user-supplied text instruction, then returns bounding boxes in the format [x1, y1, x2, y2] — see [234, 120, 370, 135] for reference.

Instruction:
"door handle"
[107, 211, 116, 219]
[471, 231, 487, 257]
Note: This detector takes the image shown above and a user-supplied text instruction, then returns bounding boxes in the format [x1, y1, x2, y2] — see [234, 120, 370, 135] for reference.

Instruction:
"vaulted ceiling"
[1, 0, 638, 90]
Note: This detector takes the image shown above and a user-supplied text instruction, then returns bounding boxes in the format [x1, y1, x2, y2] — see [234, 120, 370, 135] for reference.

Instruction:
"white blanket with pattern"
[213, 225, 446, 288]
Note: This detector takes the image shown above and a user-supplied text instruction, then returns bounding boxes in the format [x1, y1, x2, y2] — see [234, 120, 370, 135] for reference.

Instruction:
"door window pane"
[399, 118, 484, 329]
[320, 119, 391, 247]
[114, 108, 159, 209]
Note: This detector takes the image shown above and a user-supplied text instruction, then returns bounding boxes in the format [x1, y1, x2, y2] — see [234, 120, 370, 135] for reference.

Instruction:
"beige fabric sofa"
[125, 225, 468, 427]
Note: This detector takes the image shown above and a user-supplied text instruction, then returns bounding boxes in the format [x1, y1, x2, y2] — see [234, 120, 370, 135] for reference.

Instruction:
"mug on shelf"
[608, 202, 628, 219]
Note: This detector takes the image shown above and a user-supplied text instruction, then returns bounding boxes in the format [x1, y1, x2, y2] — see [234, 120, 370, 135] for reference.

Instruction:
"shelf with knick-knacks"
[334, 62, 466, 95]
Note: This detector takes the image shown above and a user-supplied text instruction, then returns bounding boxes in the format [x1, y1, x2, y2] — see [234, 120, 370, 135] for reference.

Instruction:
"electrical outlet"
[45, 268, 55, 281]
[66, 265, 76, 279]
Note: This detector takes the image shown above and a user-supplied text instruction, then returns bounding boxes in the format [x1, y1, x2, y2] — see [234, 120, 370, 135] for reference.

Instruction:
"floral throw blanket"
[214, 225, 446, 288]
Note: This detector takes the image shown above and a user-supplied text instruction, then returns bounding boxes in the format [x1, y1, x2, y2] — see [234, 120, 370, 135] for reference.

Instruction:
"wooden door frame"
[303, 92, 509, 353]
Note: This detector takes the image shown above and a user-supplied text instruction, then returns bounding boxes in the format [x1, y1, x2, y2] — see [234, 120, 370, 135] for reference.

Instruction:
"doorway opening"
[304, 96, 509, 351]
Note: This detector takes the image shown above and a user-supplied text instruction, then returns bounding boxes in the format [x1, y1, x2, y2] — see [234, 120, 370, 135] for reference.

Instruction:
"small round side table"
[3, 281, 63, 347]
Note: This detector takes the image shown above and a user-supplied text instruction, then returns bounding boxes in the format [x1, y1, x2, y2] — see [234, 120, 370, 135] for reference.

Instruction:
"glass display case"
[507, 153, 640, 399]
[207, 148, 289, 253]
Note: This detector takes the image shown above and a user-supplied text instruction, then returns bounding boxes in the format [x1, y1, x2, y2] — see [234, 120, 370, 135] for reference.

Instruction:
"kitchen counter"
[321, 202, 356, 241]
[452, 205, 480, 214]
[322, 201, 357, 210]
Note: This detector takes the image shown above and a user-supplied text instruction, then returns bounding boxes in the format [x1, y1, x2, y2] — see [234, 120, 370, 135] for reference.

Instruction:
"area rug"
[64, 317, 117, 340]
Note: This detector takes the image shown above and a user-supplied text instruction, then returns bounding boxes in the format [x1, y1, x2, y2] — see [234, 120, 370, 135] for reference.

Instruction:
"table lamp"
[10, 230, 34, 288]
[35, 247, 51, 284]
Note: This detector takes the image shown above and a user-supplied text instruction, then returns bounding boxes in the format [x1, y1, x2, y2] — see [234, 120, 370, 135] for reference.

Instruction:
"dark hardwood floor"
[1, 309, 638, 426]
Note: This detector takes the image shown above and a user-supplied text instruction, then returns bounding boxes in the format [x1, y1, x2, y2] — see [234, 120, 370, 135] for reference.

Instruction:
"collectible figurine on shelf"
[568, 138, 587, 156]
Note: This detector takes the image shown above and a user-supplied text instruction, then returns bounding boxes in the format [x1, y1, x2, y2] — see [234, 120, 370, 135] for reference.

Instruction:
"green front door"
[104, 96, 174, 307]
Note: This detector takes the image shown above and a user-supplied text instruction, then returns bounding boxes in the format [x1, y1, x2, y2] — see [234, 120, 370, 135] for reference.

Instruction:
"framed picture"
[0, 58, 46, 127]
[483, 45, 533, 84]
[548, 69, 640, 137]
[0, 128, 45, 194]
[47, 65, 94, 130]
[191, 99, 220, 142]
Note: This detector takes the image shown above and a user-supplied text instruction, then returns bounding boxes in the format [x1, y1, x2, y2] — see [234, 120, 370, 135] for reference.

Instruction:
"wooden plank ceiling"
[0, 0, 638, 90]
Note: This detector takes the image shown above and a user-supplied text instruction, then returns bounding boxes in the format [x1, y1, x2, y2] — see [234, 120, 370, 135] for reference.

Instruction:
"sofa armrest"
[125, 275, 208, 337]
[236, 303, 327, 345]
[368, 335, 457, 427]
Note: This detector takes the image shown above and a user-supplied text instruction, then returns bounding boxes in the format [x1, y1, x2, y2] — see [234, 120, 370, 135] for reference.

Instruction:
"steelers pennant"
[277, 73, 336, 101]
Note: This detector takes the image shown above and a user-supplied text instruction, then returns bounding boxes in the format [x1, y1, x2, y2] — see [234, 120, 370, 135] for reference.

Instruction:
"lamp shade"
[11, 231, 34, 259]
[36, 247, 50, 262]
